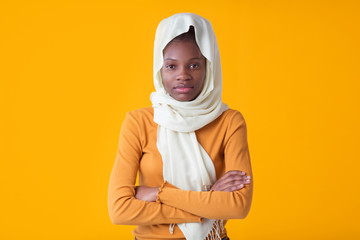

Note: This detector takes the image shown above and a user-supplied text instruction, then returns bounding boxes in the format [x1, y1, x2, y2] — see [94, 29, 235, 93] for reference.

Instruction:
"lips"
[174, 84, 193, 93]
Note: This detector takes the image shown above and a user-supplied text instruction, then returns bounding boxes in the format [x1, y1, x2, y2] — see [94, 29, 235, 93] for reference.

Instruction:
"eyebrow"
[164, 57, 202, 61]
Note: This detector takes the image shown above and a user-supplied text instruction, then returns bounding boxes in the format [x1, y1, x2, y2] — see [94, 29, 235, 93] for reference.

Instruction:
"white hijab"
[150, 13, 228, 240]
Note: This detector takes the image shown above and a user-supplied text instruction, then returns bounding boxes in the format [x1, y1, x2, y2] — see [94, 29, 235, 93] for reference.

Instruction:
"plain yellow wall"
[1, 0, 359, 239]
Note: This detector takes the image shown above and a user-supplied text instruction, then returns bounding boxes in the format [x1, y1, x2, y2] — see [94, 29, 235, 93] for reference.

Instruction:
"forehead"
[163, 40, 204, 60]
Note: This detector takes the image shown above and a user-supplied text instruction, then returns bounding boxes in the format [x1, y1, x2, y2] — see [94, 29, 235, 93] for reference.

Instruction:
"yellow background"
[1, 0, 359, 239]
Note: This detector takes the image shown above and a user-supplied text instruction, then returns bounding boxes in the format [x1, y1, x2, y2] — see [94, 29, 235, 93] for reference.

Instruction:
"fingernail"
[245, 179, 250, 183]
[246, 176, 251, 179]
[239, 184, 244, 187]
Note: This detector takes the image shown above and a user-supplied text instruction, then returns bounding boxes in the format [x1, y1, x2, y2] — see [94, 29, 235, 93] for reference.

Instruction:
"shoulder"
[199, 108, 246, 135]
[219, 108, 246, 126]
[126, 106, 154, 120]
[219, 108, 248, 141]
[123, 107, 156, 130]
[213, 109, 249, 149]
[119, 107, 155, 140]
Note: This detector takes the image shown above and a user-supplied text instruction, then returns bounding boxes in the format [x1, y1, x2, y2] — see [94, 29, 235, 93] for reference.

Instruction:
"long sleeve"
[107, 111, 202, 225]
[156, 111, 253, 220]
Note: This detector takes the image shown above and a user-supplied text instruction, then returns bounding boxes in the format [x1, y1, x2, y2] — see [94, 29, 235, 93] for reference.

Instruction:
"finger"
[243, 177, 251, 184]
[216, 174, 251, 186]
[212, 179, 250, 191]
[223, 170, 246, 176]
[240, 178, 251, 185]
[221, 175, 250, 183]
[221, 184, 245, 192]
[212, 171, 250, 190]
[221, 171, 249, 180]
[216, 171, 245, 183]
[224, 179, 251, 187]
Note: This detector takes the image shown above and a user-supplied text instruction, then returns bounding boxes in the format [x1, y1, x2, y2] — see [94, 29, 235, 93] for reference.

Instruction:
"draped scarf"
[150, 13, 228, 240]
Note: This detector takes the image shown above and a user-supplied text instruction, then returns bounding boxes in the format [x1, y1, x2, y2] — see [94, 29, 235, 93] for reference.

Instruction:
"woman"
[108, 13, 253, 240]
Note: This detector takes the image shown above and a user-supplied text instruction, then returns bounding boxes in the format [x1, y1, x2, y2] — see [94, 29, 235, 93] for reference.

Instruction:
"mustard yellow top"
[108, 107, 253, 240]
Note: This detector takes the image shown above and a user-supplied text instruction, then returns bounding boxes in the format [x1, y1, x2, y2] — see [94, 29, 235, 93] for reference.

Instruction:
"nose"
[176, 66, 191, 81]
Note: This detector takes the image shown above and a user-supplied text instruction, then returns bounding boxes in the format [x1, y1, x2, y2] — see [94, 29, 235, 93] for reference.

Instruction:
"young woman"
[108, 13, 253, 240]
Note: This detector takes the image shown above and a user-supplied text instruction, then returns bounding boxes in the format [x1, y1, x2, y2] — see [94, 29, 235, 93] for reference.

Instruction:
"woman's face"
[161, 40, 206, 102]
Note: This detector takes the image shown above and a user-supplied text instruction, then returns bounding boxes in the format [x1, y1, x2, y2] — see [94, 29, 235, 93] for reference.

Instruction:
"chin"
[172, 96, 192, 102]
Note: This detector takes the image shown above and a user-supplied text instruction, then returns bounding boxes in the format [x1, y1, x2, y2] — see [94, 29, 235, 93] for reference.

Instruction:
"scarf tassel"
[169, 220, 224, 239]
[169, 223, 175, 234]
[204, 220, 224, 240]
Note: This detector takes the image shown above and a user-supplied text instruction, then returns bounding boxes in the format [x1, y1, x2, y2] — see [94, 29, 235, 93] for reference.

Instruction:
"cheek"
[160, 70, 172, 91]
[160, 69, 167, 84]
[198, 71, 206, 88]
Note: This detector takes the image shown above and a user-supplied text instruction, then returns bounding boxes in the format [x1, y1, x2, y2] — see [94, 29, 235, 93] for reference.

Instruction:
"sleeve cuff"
[156, 181, 179, 203]
[156, 181, 203, 223]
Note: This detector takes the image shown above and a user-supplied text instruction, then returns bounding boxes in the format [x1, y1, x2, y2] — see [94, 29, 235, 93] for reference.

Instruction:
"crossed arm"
[135, 170, 251, 201]
[108, 110, 253, 225]
[134, 170, 252, 220]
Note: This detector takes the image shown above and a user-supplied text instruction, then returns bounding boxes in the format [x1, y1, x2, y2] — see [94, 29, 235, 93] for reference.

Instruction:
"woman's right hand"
[135, 186, 159, 202]
[210, 170, 251, 192]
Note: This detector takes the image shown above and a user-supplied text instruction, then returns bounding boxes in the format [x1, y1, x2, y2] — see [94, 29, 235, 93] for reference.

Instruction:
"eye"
[189, 63, 199, 69]
[165, 64, 176, 70]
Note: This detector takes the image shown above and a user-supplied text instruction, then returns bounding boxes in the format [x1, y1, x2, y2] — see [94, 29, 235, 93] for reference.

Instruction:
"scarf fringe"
[204, 220, 224, 240]
[169, 223, 175, 234]
[168, 220, 224, 239]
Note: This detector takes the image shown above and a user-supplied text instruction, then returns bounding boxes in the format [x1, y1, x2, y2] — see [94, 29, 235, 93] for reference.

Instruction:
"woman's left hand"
[210, 170, 251, 192]
[135, 186, 159, 202]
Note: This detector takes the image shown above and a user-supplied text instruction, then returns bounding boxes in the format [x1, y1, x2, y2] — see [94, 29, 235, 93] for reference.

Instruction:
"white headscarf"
[150, 13, 228, 240]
